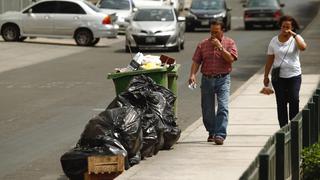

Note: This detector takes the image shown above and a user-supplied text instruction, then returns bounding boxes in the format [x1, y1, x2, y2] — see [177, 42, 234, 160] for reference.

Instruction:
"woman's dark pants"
[272, 75, 301, 127]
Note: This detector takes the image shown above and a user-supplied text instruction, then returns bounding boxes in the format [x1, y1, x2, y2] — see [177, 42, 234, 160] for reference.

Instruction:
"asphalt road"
[0, 0, 319, 179]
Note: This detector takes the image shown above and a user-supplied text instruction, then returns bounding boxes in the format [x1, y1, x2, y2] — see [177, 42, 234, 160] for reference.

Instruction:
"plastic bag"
[260, 86, 274, 95]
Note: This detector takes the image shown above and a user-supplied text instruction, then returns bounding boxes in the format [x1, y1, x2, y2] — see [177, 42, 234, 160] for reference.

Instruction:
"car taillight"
[102, 16, 111, 25]
[274, 10, 281, 18]
[244, 12, 250, 19]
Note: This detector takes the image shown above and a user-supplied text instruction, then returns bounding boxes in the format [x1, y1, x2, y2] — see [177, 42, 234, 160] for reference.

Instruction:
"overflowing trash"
[61, 75, 181, 179]
[115, 52, 176, 72]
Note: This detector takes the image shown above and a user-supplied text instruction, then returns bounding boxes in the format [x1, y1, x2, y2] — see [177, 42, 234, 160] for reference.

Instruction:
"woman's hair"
[279, 15, 300, 32]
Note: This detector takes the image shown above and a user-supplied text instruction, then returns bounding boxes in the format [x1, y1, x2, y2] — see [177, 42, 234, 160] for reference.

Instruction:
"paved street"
[0, 37, 124, 73]
[0, 0, 319, 179]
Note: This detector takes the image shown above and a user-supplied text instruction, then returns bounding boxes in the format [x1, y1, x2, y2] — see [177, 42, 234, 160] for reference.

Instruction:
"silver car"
[0, 0, 119, 46]
[125, 6, 185, 52]
[96, 0, 136, 34]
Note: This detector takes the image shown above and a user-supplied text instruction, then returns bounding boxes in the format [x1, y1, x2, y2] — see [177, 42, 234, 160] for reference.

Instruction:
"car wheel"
[180, 41, 184, 50]
[74, 29, 93, 46]
[227, 22, 231, 31]
[173, 38, 181, 52]
[90, 38, 100, 46]
[1, 24, 20, 41]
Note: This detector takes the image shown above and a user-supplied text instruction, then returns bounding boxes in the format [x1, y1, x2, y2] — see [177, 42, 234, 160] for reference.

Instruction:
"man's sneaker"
[214, 136, 224, 145]
[207, 135, 215, 142]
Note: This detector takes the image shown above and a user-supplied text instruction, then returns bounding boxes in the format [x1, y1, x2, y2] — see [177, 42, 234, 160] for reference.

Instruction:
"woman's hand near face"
[285, 29, 297, 37]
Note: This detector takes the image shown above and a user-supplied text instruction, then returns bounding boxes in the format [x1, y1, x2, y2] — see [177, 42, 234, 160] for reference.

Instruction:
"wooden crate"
[85, 155, 125, 180]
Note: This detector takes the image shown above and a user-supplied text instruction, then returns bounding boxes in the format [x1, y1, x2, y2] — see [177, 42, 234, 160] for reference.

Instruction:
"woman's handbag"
[271, 39, 293, 82]
[271, 67, 281, 82]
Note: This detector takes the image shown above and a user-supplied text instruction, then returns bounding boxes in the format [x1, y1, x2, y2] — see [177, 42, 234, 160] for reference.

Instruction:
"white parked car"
[125, 6, 185, 52]
[0, 0, 119, 46]
[96, 0, 136, 34]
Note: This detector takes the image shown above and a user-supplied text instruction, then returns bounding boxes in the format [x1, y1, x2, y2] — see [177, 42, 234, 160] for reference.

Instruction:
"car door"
[53, 1, 86, 36]
[21, 1, 57, 35]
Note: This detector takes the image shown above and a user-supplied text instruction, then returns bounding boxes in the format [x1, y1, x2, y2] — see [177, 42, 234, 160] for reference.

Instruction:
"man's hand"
[189, 74, 196, 85]
[211, 38, 223, 49]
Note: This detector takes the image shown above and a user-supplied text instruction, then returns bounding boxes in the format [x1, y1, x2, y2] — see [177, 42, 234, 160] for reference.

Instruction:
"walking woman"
[263, 15, 307, 127]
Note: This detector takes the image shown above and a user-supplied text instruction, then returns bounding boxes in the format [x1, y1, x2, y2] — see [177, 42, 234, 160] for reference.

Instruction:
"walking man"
[188, 20, 238, 145]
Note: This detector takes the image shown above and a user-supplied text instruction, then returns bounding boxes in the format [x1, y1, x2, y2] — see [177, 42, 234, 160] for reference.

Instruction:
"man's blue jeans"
[201, 74, 230, 139]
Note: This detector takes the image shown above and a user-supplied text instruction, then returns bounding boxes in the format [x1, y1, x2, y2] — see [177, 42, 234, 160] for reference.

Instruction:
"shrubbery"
[301, 142, 320, 180]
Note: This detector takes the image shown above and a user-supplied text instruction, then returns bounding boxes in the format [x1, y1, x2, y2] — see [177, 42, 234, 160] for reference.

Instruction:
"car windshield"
[98, 0, 130, 10]
[247, 0, 279, 8]
[133, 9, 174, 21]
[191, 0, 224, 10]
[84, 1, 101, 12]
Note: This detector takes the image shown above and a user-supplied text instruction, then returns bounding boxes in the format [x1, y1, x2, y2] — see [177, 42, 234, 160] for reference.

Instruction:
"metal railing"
[240, 86, 320, 180]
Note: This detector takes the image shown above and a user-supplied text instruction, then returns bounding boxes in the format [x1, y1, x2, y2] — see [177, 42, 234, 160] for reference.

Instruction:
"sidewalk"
[115, 8, 320, 180]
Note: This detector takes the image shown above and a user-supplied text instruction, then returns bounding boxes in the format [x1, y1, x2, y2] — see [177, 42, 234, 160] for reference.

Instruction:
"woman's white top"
[267, 35, 304, 78]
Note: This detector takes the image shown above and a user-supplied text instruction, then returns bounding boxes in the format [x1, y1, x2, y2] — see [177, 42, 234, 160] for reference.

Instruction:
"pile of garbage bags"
[61, 75, 181, 179]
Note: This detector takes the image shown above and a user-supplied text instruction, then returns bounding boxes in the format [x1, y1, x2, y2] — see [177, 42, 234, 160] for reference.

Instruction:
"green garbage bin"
[107, 64, 180, 115]
[107, 67, 168, 95]
[167, 64, 180, 115]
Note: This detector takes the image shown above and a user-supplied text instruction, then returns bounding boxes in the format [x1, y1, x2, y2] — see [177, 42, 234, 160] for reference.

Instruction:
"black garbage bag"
[60, 144, 127, 180]
[153, 120, 165, 155]
[112, 106, 143, 164]
[140, 112, 159, 158]
[145, 91, 166, 155]
[60, 148, 91, 180]
[76, 115, 127, 157]
[129, 152, 141, 165]
[105, 99, 144, 166]
[162, 124, 181, 150]
[152, 84, 181, 150]
[61, 114, 129, 179]
[125, 75, 181, 151]
[127, 74, 155, 99]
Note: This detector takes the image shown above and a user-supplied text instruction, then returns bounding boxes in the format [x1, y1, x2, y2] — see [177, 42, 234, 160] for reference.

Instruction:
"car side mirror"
[184, 7, 190, 11]
[28, 8, 33, 14]
[177, 16, 185, 22]
[280, 3, 285, 7]
[227, 7, 232, 11]
[133, 7, 138, 12]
